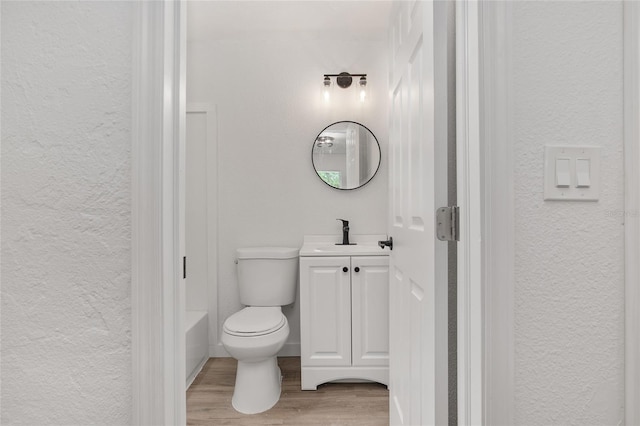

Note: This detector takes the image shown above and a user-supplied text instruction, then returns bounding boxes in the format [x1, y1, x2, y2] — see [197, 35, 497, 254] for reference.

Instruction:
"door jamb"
[132, 1, 187, 424]
[455, 1, 484, 424]
[457, 2, 518, 424]
[624, 3, 640, 425]
[477, 2, 516, 425]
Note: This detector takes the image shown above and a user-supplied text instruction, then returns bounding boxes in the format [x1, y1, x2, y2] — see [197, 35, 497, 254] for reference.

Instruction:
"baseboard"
[278, 342, 301, 357]
[209, 342, 300, 358]
[209, 342, 228, 358]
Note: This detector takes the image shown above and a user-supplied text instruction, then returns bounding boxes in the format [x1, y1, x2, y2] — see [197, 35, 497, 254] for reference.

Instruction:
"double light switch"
[544, 146, 600, 201]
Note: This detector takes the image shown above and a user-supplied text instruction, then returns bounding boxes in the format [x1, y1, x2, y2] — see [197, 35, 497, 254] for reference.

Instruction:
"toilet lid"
[223, 307, 286, 337]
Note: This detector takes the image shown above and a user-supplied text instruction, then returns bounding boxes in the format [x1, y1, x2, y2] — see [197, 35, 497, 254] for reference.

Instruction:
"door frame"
[624, 3, 640, 425]
[131, 2, 640, 425]
[455, 1, 484, 424]
[475, 1, 516, 425]
[132, 1, 492, 424]
[131, 1, 187, 425]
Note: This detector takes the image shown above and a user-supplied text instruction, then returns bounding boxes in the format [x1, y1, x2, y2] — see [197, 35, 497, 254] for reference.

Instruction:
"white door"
[388, 1, 450, 425]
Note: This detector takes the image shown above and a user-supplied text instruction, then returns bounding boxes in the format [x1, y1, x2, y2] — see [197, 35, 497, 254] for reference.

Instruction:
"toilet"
[221, 247, 299, 414]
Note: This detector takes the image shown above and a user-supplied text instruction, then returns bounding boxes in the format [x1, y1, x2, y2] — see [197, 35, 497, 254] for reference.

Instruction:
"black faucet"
[336, 219, 356, 245]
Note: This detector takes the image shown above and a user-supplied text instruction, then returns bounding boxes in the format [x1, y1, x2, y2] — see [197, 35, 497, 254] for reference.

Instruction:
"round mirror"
[312, 121, 381, 190]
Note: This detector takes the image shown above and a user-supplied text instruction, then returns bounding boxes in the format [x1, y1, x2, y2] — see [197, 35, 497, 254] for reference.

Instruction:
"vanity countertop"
[299, 234, 390, 257]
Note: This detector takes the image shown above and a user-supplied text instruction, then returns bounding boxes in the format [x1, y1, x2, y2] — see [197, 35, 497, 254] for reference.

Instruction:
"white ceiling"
[187, 1, 393, 41]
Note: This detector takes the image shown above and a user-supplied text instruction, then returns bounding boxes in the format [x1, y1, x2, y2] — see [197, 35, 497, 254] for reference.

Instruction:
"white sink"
[299, 235, 389, 257]
[312, 244, 378, 254]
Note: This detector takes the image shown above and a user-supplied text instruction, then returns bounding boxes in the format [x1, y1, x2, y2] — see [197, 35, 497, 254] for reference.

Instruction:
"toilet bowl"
[221, 247, 298, 414]
[221, 306, 290, 414]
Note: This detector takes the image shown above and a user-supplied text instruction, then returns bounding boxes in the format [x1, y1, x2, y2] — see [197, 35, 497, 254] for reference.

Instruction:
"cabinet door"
[351, 256, 389, 366]
[300, 256, 352, 367]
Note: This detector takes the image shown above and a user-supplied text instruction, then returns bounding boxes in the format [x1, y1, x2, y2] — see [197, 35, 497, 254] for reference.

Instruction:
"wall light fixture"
[323, 72, 367, 102]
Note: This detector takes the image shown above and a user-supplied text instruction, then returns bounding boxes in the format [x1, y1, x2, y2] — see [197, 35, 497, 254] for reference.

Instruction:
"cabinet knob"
[354, 267, 360, 273]
[343, 267, 348, 273]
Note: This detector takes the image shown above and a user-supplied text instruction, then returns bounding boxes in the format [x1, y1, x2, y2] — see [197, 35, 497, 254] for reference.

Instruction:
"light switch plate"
[544, 146, 601, 201]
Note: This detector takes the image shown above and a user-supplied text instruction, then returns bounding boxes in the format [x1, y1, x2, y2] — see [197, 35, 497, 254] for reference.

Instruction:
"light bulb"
[323, 76, 331, 102]
[358, 76, 367, 102]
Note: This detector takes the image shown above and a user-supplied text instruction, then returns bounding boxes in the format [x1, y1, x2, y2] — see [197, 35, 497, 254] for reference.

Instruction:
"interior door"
[388, 1, 450, 425]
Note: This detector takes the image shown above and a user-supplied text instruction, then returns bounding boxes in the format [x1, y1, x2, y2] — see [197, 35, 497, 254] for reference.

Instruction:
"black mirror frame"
[311, 120, 381, 191]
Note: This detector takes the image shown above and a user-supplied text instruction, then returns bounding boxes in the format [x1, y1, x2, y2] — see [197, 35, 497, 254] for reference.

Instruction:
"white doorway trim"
[456, 1, 484, 424]
[624, 3, 640, 425]
[477, 2, 516, 425]
[132, 1, 493, 424]
[132, 1, 187, 424]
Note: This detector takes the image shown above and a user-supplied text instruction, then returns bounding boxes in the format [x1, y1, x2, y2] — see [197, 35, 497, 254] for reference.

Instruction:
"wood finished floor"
[187, 357, 389, 426]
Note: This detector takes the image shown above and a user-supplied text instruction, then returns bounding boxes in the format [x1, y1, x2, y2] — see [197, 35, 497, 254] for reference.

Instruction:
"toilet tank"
[236, 247, 299, 306]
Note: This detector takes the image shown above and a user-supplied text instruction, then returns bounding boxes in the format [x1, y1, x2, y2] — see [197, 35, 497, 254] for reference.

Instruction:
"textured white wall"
[1, 2, 132, 424]
[187, 31, 388, 354]
[511, 2, 624, 424]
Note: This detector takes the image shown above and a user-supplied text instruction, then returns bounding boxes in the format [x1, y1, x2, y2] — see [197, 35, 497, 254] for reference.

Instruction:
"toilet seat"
[223, 307, 286, 337]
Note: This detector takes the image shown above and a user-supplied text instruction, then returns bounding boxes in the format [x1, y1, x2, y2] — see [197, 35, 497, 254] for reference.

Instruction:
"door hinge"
[436, 206, 459, 242]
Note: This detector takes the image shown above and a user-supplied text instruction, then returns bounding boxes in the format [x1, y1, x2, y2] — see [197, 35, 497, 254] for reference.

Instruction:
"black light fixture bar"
[323, 73, 367, 78]
[324, 72, 367, 89]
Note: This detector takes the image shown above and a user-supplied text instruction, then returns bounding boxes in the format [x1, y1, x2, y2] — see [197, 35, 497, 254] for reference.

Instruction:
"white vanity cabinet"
[299, 254, 389, 390]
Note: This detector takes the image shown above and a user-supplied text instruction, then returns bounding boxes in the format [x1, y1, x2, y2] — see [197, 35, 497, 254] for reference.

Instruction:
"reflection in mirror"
[312, 121, 381, 190]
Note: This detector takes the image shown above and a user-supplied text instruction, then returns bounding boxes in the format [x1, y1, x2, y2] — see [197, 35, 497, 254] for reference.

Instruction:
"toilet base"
[231, 357, 282, 414]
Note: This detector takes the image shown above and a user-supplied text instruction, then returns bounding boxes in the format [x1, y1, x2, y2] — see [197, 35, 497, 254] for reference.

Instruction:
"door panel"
[391, 83, 404, 229]
[389, 264, 410, 424]
[408, 39, 426, 231]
